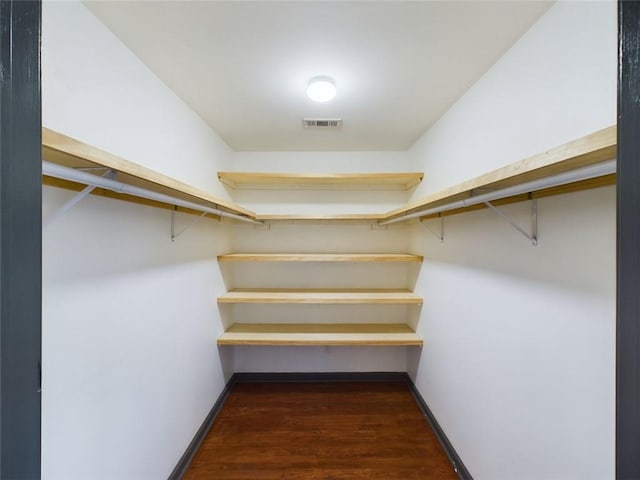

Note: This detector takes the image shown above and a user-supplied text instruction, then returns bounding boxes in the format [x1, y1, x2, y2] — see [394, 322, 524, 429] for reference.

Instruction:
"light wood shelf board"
[42, 128, 255, 218]
[419, 174, 616, 221]
[217, 289, 423, 304]
[217, 253, 423, 263]
[384, 126, 616, 221]
[217, 172, 424, 191]
[217, 323, 423, 346]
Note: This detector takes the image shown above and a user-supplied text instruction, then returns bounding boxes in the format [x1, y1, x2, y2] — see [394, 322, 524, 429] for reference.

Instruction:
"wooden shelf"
[42, 128, 256, 220]
[217, 323, 423, 346]
[43, 127, 616, 224]
[218, 253, 423, 263]
[217, 289, 423, 305]
[217, 172, 424, 191]
[382, 126, 617, 222]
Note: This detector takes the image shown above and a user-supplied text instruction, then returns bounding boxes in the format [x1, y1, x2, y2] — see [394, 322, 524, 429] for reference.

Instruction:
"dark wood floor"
[183, 381, 458, 480]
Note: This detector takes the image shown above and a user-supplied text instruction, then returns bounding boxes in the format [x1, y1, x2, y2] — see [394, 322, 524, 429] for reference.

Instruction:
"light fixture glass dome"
[306, 76, 336, 102]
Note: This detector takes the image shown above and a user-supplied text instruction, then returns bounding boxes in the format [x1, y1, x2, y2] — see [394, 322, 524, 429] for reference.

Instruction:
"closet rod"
[378, 159, 617, 226]
[42, 161, 263, 225]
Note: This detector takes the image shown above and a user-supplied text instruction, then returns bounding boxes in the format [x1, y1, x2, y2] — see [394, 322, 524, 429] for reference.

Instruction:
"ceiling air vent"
[303, 118, 343, 129]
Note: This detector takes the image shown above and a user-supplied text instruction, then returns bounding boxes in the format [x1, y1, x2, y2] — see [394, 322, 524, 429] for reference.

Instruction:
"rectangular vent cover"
[303, 118, 343, 129]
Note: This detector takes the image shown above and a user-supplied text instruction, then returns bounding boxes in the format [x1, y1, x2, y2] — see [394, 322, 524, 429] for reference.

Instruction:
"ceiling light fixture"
[306, 76, 336, 102]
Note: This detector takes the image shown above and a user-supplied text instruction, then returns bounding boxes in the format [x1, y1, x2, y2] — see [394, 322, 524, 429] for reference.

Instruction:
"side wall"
[408, 2, 616, 479]
[42, 2, 234, 479]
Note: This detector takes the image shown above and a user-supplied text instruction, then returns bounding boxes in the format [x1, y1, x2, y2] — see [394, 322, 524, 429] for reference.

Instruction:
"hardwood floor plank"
[183, 382, 458, 479]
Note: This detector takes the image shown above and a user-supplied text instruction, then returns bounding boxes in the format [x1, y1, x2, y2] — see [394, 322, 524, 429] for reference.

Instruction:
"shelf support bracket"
[44, 169, 115, 227]
[484, 199, 537, 246]
[171, 207, 208, 242]
[420, 215, 444, 242]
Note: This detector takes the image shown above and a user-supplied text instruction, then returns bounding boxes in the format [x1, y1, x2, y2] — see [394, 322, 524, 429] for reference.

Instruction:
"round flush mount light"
[306, 76, 336, 102]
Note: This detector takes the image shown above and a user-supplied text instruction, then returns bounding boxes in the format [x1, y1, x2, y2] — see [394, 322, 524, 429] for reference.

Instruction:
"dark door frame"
[0, 0, 42, 478]
[616, 2, 640, 479]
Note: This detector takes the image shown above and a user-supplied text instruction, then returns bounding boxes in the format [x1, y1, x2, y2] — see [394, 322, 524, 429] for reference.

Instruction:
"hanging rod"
[378, 159, 616, 226]
[42, 161, 263, 225]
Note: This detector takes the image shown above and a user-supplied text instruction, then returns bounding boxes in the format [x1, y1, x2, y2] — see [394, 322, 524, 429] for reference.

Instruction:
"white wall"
[409, 1, 616, 200]
[408, 2, 616, 479]
[42, 2, 235, 479]
[43, 1, 233, 199]
[233, 151, 410, 173]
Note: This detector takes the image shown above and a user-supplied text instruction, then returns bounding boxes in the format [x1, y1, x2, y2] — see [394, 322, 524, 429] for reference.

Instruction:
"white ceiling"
[85, 1, 552, 152]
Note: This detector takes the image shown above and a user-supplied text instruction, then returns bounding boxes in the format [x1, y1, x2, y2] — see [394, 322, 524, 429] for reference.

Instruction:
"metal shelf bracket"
[420, 215, 444, 243]
[44, 169, 115, 227]
[170, 207, 209, 242]
[484, 199, 537, 246]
